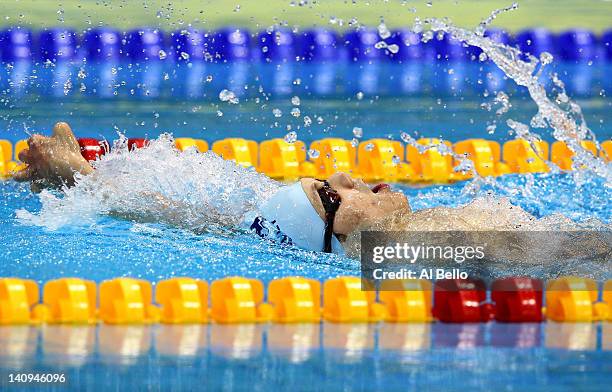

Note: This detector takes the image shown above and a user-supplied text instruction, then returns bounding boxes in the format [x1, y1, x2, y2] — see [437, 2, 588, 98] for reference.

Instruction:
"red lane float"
[433, 279, 490, 323]
[491, 277, 543, 323]
[127, 138, 149, 151]
[78, 138, 109, 162]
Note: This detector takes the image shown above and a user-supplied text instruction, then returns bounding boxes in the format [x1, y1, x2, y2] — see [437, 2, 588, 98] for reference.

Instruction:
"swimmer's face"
[301, 172, 410, 238]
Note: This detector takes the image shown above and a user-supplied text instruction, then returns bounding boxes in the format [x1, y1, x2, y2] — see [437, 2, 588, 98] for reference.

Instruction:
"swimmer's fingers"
[27, 134, 46, 148]
[51, 122, 80, 152]
[18, 148, 31, 164]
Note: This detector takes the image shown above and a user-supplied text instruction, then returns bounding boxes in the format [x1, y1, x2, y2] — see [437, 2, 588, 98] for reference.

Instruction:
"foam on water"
[16, 134, 281, 231]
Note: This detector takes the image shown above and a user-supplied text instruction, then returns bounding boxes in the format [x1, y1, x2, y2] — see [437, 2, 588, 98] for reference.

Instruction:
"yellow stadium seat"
[453, 139, 511, 177]
[41, 278, 97, 324]
[155, 277, 208, 324]
[258, 139, 310, 180]
[309, 138, 359, 178]
[267, 277, 321, 323]
[378, 279, 433, 322]
[322, 277, 384, 323]
[0, 278, 39, 324]
[406, 138, 456, 182]
[210, 277, 271, 323]
[99, 278, 159, 324]
[601, 140, 611, 161]
[551, 141, 597, 170]
[502, 139, 549, 173]
[357, 139, 415, 182]
[175, 138, 209, 152]
[545, 277, 600, 322]
[212, 138, 258, 168]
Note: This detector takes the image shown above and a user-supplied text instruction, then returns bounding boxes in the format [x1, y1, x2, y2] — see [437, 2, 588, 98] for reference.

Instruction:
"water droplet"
[387, 44, 399, 54]
[352, 127, 363, 138]
[284, 131, 298, 144]
[365, 143, 375, 151]
[392, 155, 401, 165]
[350, 138, 359, 147]
[375, 41, 388, 50]
[291, 96, 301, 106]
[356, 91, 364, 100]
[77, 69, 86, 79]
[158, 50, 167, 60]
[180, 52, 190, 60]
[290, 107, 301, 117]
[540, 52, 553, 65]
[400, 132, 413, 144]
[206, 75, 213, 82]
[272, 108, 282, 118]
[303, 116, 312, 127]
[308, 149, 320, 159]
[378, 22, 391, 39]
[217, 110, 223, 116]
[219, 89, 239, 104]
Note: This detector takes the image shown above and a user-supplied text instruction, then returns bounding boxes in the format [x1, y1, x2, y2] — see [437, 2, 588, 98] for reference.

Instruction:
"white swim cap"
[248, 182, 344, 254]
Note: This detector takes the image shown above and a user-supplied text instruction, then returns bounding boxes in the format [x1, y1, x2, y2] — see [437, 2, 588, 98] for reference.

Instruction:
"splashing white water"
[17, 134, 281, 231]
[419, 5, 611, 184]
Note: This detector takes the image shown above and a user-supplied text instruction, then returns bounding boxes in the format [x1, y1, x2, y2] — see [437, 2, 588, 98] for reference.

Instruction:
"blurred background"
[1, 0, 610, 32]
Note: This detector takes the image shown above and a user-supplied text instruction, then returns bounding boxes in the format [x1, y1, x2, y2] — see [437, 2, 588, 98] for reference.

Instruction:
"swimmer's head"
[253, 172, 410, 254]
[301, 173, 411, 237]
[254, 180, 344, 254]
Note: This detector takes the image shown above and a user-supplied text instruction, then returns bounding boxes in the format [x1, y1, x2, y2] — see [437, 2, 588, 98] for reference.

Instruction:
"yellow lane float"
[156, 277, 208, 324]
[309, 138, 359, 178]
[453, 138, 510, 177]
[358, 139, 415, 182]
[99, 278, 160, 324]
[0, 278, 40, 324]
[175, 137, 209, 152]
[503, 139, 549, 173]
[212, 138, 258, 168]
[551, 141, 597, 170]
[38, 278, 97, 324]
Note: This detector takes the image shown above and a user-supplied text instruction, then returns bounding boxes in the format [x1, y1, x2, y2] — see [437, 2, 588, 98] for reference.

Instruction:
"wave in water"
[16, 134, 281, 231]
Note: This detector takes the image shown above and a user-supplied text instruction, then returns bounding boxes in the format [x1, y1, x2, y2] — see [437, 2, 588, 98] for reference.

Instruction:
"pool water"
[0, 170, 610, 283]
[0, 84, 610, 391]
[0, 323, 611, 391]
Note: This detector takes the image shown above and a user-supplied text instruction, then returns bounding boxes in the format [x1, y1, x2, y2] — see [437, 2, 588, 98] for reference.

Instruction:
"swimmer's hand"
[13, 122, 94, 192]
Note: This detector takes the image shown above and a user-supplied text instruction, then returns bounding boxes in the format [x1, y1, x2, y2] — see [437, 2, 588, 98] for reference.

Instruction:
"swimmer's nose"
[328, 172, 355, 189]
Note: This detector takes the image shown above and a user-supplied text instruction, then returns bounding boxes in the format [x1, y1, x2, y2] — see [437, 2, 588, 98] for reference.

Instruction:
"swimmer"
[13, 122, 609, 261]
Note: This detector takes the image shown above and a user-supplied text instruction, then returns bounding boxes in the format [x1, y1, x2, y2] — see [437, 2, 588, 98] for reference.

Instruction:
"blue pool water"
[0, 323, 611, 391]
[0, 88, 610, 390]
[0, 171, 610, 283]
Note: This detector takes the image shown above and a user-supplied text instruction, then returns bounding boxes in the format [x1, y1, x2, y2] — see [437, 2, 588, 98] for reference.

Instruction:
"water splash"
[17, 134, 281, 231]
[419, 4, 611, 184]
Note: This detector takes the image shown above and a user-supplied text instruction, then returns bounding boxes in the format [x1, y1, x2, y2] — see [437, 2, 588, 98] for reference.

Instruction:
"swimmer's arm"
[107, 191, 194, 228]
[13, 122, 94, 192]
